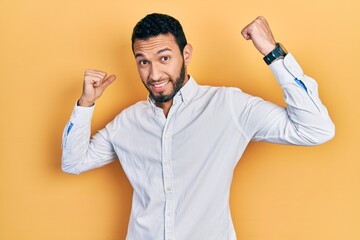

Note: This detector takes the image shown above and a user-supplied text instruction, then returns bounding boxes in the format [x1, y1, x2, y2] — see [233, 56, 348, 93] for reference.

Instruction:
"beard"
[146, 62, 186, 103]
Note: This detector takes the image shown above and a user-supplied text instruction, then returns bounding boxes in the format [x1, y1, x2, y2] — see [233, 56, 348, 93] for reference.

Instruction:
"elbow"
[322, 122, 335, 143]
[61, 157, 81, 175]
[61, 165, 78, 175]
[307, 121, 335, 145]
[61, 164, 80, 175]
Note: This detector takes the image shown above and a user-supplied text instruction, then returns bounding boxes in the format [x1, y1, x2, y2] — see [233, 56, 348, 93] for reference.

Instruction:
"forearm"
[255, 53, 335, 145]
[61, 103, 115, 174]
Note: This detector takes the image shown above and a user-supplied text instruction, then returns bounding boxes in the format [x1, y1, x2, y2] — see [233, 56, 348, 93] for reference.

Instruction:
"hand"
[78, 69, 116, 107]
[241, 16, 277, 56]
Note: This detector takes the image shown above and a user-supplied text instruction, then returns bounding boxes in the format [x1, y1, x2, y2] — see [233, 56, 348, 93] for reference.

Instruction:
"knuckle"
[254, 16, 265, 24]
[85, 69, 106, 76]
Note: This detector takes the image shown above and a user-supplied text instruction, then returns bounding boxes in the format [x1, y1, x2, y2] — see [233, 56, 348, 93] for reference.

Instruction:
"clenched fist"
[78, 69, 116, 107]
[241, 16, 277, 56]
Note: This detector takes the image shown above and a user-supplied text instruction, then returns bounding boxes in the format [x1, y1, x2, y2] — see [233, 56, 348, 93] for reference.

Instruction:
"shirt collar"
[178, 75, 197, 105]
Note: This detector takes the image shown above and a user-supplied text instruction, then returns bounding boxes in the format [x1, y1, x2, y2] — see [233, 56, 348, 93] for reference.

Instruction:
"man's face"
[133, 34, 188, 103]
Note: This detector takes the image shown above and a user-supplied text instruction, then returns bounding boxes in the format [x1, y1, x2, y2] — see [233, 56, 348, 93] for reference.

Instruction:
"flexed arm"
[61, 70, 117, 174]
[234, 16, 335, 145]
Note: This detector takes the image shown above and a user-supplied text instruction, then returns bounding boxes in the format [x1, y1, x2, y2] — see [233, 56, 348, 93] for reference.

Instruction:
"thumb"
[100, 74, 116, 90]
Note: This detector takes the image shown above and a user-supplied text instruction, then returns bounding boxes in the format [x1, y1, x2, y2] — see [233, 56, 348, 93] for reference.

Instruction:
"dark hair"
[131, 13, 188, 53]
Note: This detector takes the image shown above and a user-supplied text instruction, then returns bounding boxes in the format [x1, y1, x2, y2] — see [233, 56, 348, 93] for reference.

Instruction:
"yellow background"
[1, 0, 359, 239]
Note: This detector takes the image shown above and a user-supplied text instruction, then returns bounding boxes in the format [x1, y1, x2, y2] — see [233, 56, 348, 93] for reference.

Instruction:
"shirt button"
[166, 187, 172, 192]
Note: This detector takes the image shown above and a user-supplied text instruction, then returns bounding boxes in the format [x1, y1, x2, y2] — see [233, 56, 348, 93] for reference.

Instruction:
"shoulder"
[107, 100, 150, 127]
[118, 100, 150, 119]
[196, 84, 247, 100]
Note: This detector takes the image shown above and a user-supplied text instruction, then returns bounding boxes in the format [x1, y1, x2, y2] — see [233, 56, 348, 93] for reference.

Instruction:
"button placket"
[161, 101, 181, 240]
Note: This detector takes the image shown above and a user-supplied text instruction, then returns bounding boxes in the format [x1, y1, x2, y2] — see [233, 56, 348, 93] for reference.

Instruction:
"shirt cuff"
[269, 52, 306, 87]
[70, 101, 95, 125]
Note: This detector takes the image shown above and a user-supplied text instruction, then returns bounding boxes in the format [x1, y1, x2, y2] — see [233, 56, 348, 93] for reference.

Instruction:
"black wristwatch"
[263, 43, 288, 65]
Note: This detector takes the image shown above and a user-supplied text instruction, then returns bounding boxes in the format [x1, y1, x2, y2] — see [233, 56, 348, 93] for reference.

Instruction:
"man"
[62, 13, 335, 240]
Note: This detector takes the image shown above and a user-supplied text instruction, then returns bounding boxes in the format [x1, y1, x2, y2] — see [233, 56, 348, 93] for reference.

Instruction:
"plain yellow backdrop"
[1, 0, 359, 239]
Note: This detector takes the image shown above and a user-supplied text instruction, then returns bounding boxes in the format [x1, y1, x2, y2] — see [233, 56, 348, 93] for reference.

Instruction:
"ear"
[182, 44, 193, 67]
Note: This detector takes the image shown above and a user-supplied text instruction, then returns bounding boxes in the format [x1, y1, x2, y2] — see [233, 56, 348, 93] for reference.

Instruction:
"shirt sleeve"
[231, 53, 335, 145]
[61, 103, 117, 174]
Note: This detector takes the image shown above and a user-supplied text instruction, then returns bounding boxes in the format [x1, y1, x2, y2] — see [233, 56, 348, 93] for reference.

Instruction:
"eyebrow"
[135, 48, 172, 58]
[157, 48, 172, 54]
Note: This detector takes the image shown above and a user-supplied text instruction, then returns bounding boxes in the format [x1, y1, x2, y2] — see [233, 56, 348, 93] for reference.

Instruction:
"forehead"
[133, 34, 180, 56]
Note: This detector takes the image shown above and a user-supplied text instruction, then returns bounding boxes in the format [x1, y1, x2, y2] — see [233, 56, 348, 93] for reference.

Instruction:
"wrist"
[77, 97, 94, 107]
[263, 43, 288, 65]
[262, 43, 277, 56]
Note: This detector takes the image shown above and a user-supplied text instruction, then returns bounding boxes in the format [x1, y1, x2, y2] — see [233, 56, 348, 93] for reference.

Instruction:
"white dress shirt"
[62, 53, 335, 240]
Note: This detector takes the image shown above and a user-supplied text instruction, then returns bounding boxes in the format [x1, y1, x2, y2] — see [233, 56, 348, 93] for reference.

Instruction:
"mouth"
[150, 80, 170, 92]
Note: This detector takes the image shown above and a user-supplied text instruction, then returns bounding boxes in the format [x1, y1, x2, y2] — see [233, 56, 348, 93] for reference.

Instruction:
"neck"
[156, 100, 173, 118]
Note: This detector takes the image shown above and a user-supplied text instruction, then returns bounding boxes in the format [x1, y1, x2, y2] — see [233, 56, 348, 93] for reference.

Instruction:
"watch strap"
[263, 43, 287, 65]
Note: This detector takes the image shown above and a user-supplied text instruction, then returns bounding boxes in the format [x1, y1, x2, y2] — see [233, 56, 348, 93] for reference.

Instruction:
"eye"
[139, 60, 149, 66]
[161, 56, 170, 62]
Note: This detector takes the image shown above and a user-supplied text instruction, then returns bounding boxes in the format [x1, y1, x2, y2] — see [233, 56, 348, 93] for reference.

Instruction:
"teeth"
[153, 81, 168, 88]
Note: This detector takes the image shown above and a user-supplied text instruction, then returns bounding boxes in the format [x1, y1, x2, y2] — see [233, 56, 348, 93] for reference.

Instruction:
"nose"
[149, 62, 162, 81]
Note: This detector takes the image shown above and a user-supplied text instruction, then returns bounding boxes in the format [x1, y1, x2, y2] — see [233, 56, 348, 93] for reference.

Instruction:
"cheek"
[167, 61, 182, 77]
[137, 67, 149, 81]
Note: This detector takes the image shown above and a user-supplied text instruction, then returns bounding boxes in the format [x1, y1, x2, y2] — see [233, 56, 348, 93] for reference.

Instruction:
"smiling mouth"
[151, 80, 170, 91]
